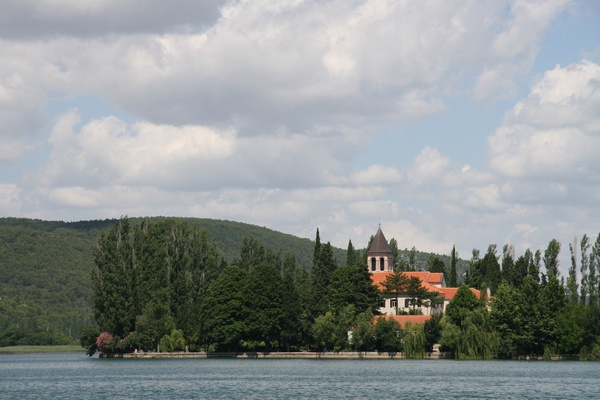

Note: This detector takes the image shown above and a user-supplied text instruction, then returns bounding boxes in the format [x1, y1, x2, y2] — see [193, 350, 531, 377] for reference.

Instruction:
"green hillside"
[0, 217, 463, 346]
[0, 217, 342, 345]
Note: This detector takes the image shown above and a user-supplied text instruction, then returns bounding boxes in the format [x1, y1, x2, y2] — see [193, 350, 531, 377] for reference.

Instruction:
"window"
[405, 299, 411, 308]
[390, 299, 397, 308]
[371, 258, 376, 271]
[379, 257, 385, 271]
[381, 299, 387, 308]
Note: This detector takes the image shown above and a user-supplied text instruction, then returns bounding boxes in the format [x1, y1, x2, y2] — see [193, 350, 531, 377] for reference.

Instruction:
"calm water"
[1, 353, 599, 399]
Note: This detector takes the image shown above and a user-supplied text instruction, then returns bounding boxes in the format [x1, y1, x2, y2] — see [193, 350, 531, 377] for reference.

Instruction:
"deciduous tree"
[543, 239, 561, 279]
[200, 266, 248, 351]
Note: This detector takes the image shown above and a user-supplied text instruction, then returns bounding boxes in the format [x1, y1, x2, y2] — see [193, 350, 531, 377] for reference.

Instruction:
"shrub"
[96, 331, 116, 353]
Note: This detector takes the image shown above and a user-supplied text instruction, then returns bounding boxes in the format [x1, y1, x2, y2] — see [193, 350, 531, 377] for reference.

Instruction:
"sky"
[1, 0, 599, 273]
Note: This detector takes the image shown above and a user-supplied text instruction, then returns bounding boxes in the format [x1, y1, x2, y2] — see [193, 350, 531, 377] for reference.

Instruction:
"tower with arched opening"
[367, 226, 394, 273]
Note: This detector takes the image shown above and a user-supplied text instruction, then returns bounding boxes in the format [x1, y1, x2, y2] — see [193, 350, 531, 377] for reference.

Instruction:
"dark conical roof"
[368, 227, 392, 255]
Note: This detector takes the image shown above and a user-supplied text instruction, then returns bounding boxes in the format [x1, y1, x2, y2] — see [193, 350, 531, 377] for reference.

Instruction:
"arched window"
[380, 257, 385, 271]
[370, 257, 376, 271]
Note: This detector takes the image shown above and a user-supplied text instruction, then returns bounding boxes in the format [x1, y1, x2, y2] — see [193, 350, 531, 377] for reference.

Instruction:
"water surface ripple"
[1, 353, 598, 399]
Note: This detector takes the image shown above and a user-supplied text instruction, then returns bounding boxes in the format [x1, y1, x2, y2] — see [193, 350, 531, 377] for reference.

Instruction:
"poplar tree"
[531, 250, 542, 282]
[543, 239, 561, 279]
[567, 238, 579, 304]
[92, 217, 136, 337]
[408, 246, 417, 271]
[280, 253, 302, 351]
[389, 238, 400, 270]
[501, 244, 515, 286]
[588, 234, 600, 307]
[239, 236, 266, 271]
[580, 234, 590, 305]
[465, 249, 481, 289]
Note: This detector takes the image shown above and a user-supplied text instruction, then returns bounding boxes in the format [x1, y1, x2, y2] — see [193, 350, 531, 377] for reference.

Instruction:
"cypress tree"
[346, 240, 358, 268]
[448, 245, 458, 287]
[311, 239, 337, 317]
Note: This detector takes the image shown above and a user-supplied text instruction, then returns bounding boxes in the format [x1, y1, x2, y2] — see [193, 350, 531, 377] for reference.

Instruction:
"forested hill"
[0, 217, 342, 346]
[0, 217, 461, 346]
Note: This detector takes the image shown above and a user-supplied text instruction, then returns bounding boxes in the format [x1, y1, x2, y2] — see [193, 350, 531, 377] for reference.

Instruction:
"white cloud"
[0, 184, 21, 215]
[39, 111, 238, 189]
[489, 60, 600, 180]
[352, 164, 403, 186]
[0, 0, 591, 275]
[0, 138, 36, 162]
[473, 0, 571, 100]
[407, 147, 450, 185]
[0, 0, 568, 141]
[36, 110, 364, 196]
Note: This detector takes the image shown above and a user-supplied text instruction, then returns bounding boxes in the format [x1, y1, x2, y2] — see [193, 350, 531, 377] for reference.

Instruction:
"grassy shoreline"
[0, 345, 85, 354]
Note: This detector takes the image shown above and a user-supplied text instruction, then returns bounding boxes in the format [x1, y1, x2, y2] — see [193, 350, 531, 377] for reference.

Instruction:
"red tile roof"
[436, 287, 482, 301]
[370, 271, 481, 300]
[371, 271, 438, 291]
[427, 272, 444, 285]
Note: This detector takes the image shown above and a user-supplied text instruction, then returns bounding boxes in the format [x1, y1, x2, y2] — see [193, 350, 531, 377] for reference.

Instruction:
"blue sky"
[1, 0, 599, 273]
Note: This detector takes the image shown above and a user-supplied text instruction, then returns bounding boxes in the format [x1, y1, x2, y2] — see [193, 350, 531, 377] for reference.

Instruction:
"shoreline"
[102, 351, 453, 359]
[99, 351, 580, 360]
[0, 345, 85, 354]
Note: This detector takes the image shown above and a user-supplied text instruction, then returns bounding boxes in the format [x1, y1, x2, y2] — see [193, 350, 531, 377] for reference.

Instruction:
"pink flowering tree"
[96, 331, 115, 354]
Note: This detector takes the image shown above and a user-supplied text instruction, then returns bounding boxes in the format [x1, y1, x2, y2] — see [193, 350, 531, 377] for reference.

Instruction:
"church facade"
[367, 227, 481, 319]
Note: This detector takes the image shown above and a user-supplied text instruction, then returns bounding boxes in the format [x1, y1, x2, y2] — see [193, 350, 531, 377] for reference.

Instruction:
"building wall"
[379, 296, 444, 316]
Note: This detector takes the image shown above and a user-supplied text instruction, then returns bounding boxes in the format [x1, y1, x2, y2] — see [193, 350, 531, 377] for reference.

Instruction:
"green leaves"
[200, 266, 247, 351]
[92, 217, 222, 351]
[441, 307, 498, 360]
[328, 264, 378, 315]
[244, 262, 284, 348]
[445, 284, 483, 326]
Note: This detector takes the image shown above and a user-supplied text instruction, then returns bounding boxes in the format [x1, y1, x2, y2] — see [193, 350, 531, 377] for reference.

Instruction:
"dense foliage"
[5, 216, 600, 360]
[0, 218, 113, 346]
[84, 219, 384, 354]
[0, 217, 344, 346]
[455, 234, 600, 360]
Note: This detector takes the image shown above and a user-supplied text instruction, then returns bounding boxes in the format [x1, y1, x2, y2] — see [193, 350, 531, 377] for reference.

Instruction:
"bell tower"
[367, 226, 394, 273]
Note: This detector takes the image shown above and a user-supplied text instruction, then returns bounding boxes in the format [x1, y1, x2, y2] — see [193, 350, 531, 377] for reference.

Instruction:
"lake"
[0, 352, 598, 399]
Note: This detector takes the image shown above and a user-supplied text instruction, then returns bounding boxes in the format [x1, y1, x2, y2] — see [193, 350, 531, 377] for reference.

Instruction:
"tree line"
[452, 236, 600, 359]
[81, 218, 600, 360]
[81, 218, 412, 355]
